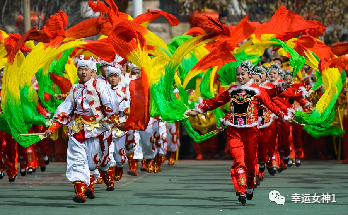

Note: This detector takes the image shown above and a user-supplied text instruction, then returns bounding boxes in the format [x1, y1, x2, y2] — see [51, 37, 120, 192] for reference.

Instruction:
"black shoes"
[287, 159, 293, 167]
[40, 166, 46, 172]
[0, 171, 4, 179]
[259, 164, 265, 173]
[27, 167, 34, 174]
[85, 188, 95, 199]
[9, 175, 16, 182]
[44, 156, 50, 165]
[73, 195, 86, 203]
[246, 189, 254, 200]
[295, 158, 301, 167]
[267, 167, 277, 176]
[20, 169, 27, 176]
[282, 156, 289, 166]
[106, 186, 114, 191]
[238, 194, 246, 206]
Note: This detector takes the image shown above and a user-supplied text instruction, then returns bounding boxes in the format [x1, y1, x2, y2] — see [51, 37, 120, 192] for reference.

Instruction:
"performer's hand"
[54, 94, 64, 100]
[307, 105, 314, 112]
[217, 125, 225, 133]
[285, 118, 294, 123]
[308, 90, 314, 95]
[44, 130, 52, 138]
[185, 109, 200, 116]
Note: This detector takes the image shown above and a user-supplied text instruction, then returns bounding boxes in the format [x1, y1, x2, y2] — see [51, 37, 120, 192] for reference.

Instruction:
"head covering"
[106, 66, 121, 78]
[129, 63, 140, 72]
[252, 66, 263, 78]
[114, 63, 122, 70]
[98, 57, 113, 67]
[114, 55, 124, 64]
[89, 56, 97, 71]
[269, 63, 284, 75]
[238, 60, 254, 73]
[283, 70, 293, 77]
[77, 55, 92, 69]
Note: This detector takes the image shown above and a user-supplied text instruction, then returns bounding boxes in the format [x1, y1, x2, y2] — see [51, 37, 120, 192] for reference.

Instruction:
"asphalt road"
[0, 160, 347, 215]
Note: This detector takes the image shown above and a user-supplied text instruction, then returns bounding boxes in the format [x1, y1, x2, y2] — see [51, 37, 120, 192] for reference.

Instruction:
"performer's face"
[131, 69, 141, 79]
[261, 71, 267, 82]
[252, 74, 261, 85]
[107, 74, 120, 87]
[303, 64, 309, 72]
[120, 65, 127, 74]
[269, 69, 279, 82]
[77, 66, 93, 84]
[91, 70, 98, 78]
[274, 59, 282, 66]
[100, 65, 108, 77]
[283, 75, 293, 88]
[218, 16, 227, 25]
[236, 68, 251, 85]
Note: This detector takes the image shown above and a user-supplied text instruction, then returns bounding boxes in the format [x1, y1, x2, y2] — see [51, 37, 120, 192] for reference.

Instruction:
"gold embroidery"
[70, 116, 103, 133]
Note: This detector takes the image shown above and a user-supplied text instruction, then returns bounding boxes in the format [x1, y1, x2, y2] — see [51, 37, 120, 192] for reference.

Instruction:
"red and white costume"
[110, 83, 130, 168]
[48, 77, 120, 200]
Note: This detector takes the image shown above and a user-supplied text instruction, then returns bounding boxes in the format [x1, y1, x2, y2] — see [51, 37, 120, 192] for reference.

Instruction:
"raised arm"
[196, 90, 231, 113]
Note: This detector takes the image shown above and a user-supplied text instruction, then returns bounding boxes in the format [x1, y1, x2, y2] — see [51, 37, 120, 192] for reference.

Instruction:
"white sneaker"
[287, 159, 293, 166]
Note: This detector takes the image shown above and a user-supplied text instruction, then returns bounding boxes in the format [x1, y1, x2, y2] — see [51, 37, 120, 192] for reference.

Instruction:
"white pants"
[167, 122, 180, 152]
[113, 135, 127, 167]
[66, 135, 111, 185]
[133, 131, 143, 159]
[158, 121, 168, 156]
[125, 130, 137, 154]
[109, 140, 116, 167]
[139, 121, 159, 159]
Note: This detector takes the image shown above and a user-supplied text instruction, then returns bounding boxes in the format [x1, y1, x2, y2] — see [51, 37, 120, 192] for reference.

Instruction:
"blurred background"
[1, 0, 346, 45]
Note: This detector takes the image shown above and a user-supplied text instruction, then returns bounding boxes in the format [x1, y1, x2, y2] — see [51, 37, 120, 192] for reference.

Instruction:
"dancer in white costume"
[44, 59, 120, 203]
[106, 66, 129, 181]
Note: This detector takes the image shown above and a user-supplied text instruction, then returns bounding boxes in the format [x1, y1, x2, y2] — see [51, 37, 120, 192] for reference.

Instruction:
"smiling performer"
[43, 59, 120, 203]
[255, 65, 278, 178]
[186, 60, 292, 205]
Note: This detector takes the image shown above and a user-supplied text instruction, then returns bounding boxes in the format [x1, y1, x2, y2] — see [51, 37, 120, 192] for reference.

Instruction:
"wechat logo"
[269, 190, 285, 205]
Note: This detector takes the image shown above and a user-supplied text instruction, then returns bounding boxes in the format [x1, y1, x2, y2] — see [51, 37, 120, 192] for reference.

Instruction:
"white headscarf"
[106, 66, 121, 78]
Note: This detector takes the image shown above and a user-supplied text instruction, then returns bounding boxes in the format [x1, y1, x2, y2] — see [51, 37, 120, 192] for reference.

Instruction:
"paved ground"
[0, 160, 347, 215]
